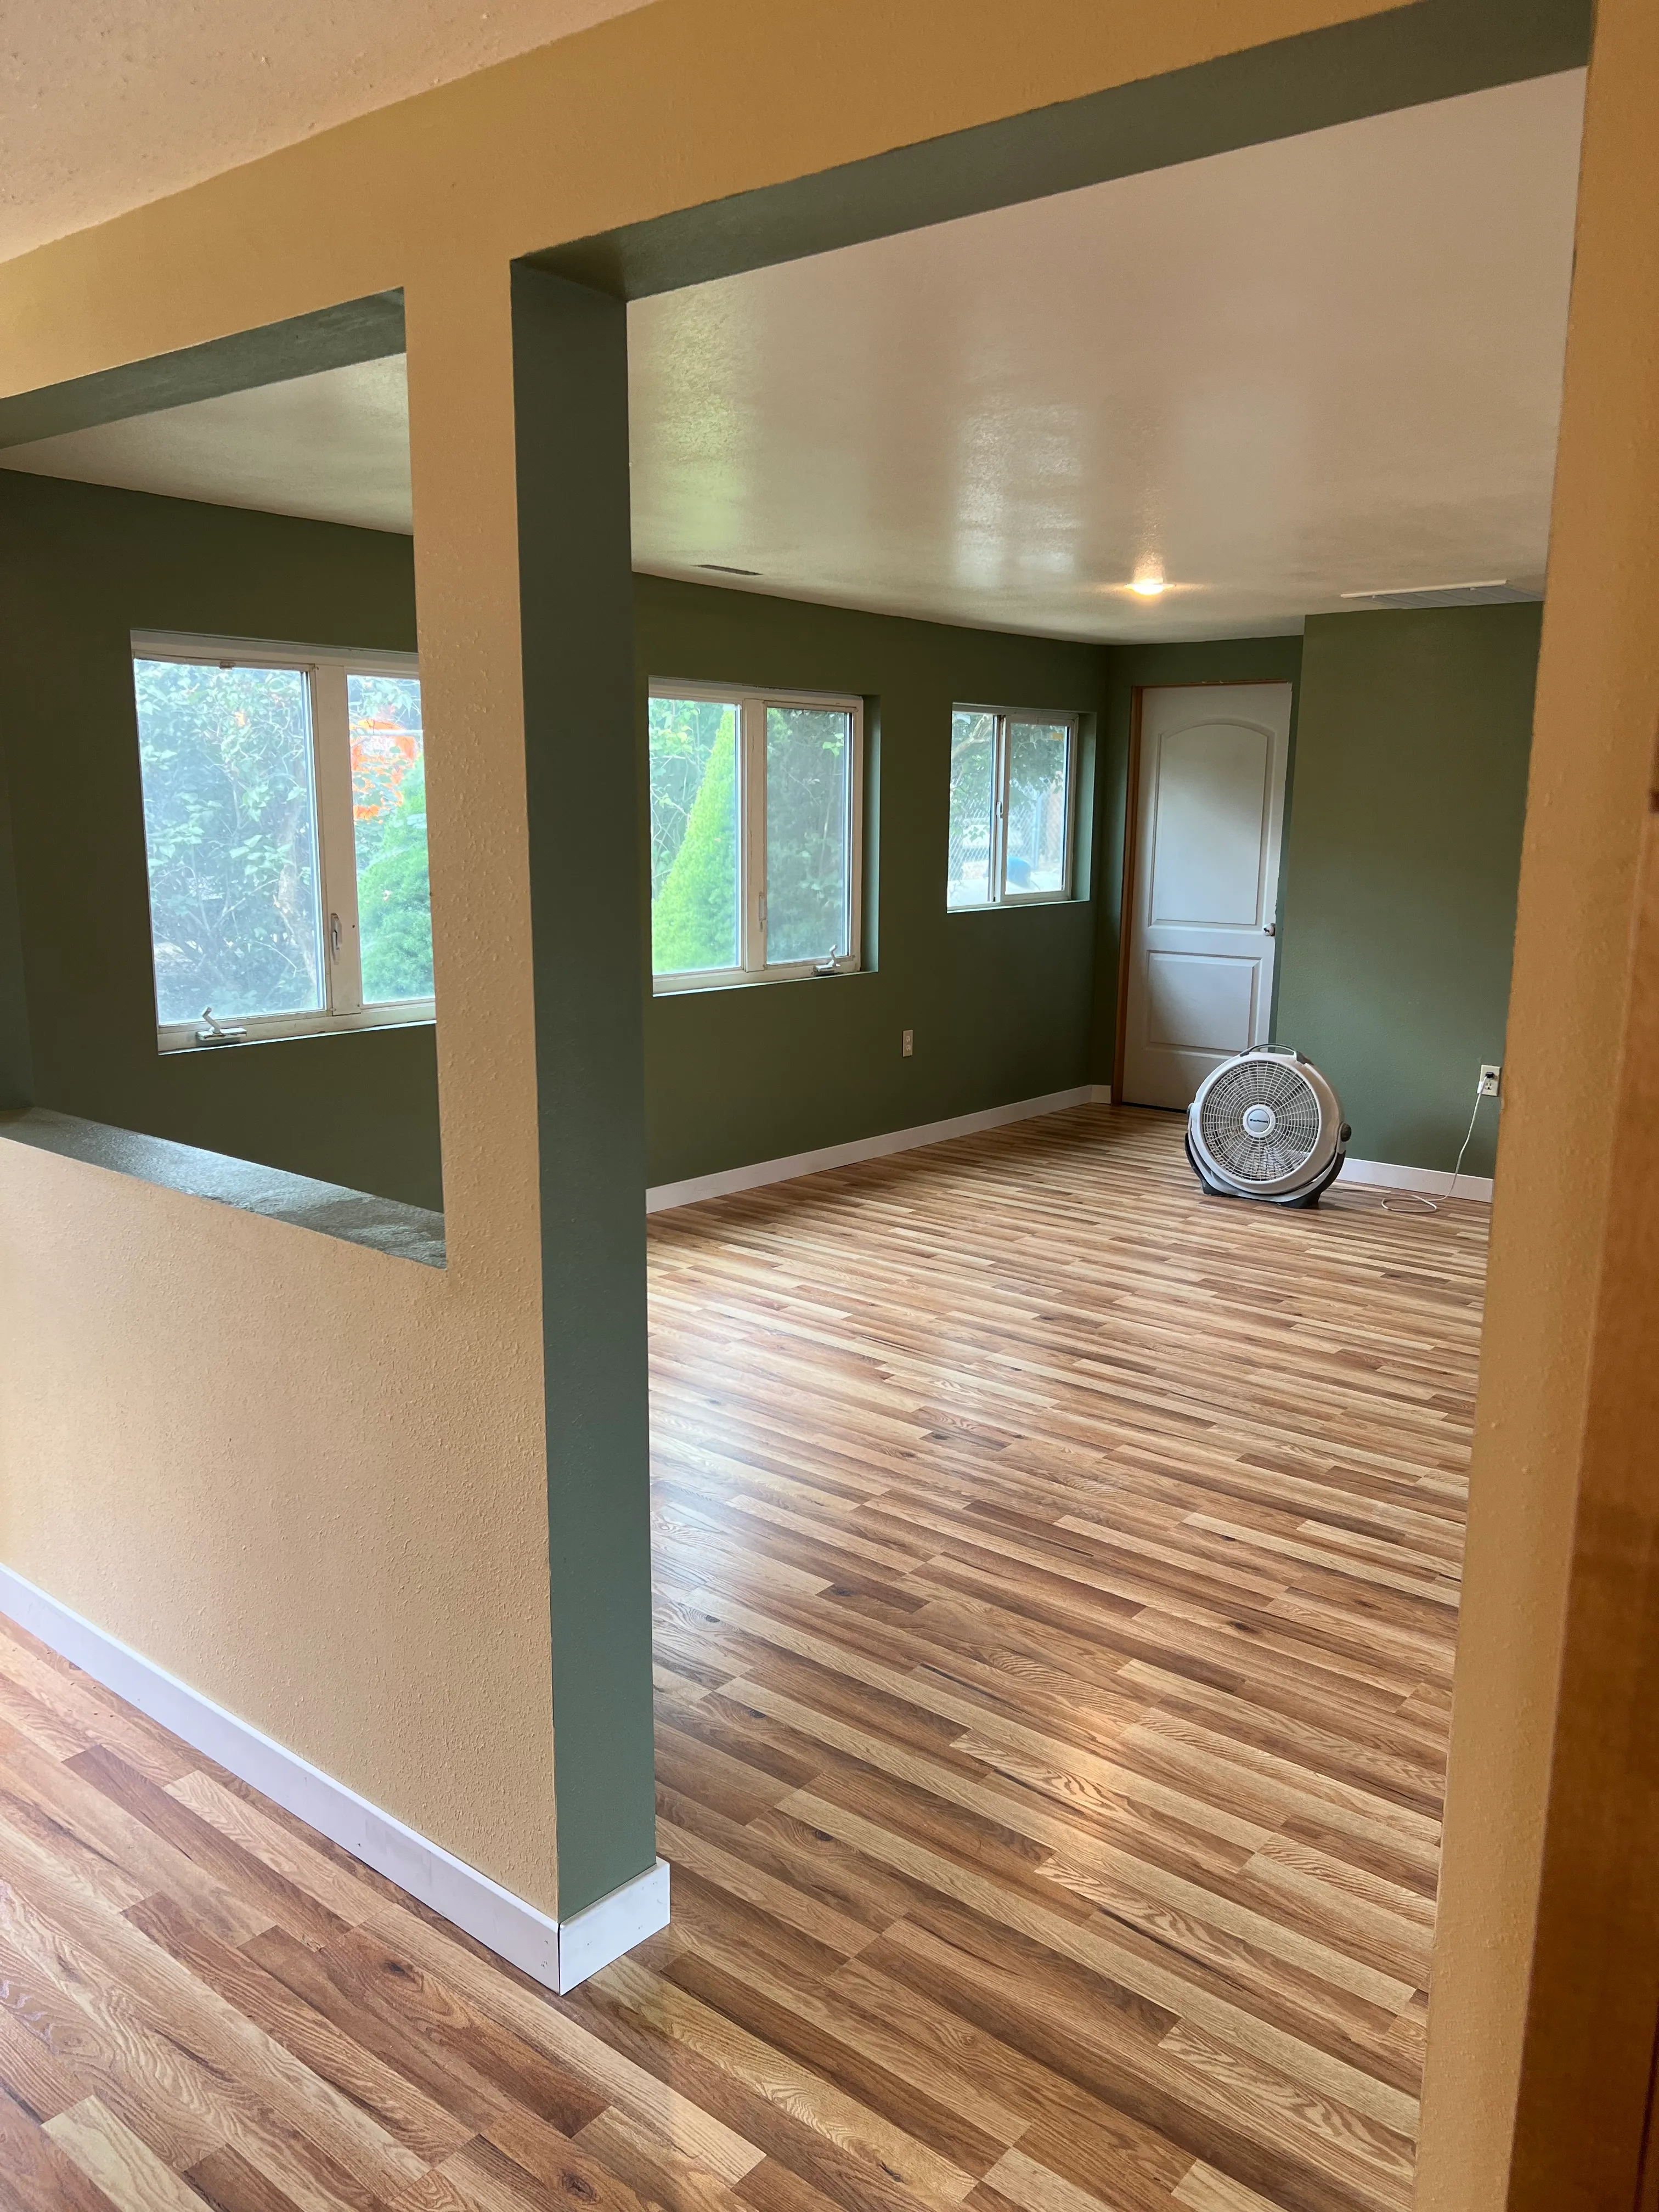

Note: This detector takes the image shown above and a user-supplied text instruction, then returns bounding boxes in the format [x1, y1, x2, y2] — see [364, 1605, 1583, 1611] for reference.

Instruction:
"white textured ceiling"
[1, 356, 414, 532]
[0, 72, 1585, 642]
[630, 70, 1583, 640]
[0, 0, 653, 264]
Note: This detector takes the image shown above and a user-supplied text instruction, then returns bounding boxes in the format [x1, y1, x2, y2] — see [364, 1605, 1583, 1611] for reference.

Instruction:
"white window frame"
[648, 679, 865, 994]
[132, 630, 434, 1053]
[949, 704, 1081, 910]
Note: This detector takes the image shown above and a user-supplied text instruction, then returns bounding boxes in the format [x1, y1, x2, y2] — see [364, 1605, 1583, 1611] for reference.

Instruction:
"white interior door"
[1121, 683, 1291, 1111]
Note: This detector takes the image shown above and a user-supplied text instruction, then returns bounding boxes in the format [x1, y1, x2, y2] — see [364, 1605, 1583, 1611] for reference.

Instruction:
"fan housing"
[1186, 1048, 1350, 1207]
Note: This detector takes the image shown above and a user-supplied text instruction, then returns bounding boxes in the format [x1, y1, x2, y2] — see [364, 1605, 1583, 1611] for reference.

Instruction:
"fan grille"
[1199, 1058, 1325, 1184]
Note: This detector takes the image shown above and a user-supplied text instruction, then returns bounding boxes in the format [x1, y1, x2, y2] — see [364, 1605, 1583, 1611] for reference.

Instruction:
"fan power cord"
[1448, 1085, 1487, 1192]
[1381, 1085, 1489, 1215]
[1381, 1186, 1438, 1214]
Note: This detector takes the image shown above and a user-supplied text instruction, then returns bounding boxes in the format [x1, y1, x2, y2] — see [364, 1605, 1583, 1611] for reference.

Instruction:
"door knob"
[1262, 922, 1277, 936]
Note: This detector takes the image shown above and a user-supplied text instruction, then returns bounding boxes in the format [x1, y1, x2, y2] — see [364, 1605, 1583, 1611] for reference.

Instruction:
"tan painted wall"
[0, 1155, 556, 1899]
[0, 134, 563, 1907]
[0, 0, 1596, 1965]
[1416, 1, 1659, 2201]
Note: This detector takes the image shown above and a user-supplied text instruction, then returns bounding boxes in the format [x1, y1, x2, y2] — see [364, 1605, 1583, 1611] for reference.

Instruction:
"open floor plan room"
[6, 2, 1658, 2202]
[0, 1109, 1477, 2212]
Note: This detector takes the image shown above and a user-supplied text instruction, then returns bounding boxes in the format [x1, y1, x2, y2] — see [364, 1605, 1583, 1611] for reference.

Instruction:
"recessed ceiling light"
[1130, 575, 1167, 597]
[698, 562, 761, 577]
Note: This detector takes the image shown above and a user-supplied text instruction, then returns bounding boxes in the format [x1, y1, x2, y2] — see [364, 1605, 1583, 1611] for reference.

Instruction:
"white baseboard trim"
[1339, 1154, 1494, 1204]
[646, 1084, 1114, 1212]
[557, 1855, 672, 1990]
[0, 1565, 668, 1995]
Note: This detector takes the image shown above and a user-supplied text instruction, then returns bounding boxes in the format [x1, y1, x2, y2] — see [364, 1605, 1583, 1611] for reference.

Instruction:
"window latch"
[195, 1006, 247, 1046]
[330, 912, 342, 960]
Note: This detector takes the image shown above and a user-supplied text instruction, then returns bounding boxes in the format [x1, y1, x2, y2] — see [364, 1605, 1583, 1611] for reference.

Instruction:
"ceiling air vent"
[1340, 580, 1543, 611]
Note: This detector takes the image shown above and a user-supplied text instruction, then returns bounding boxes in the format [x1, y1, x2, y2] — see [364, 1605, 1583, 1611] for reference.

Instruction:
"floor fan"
[1186, 1047, 1350, 1208]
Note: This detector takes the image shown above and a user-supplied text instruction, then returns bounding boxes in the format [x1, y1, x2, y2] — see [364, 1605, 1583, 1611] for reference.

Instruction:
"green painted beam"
[538, 0, 1590, 298]
[0, 290, 405, 452]
[510, 262, 657, 1918]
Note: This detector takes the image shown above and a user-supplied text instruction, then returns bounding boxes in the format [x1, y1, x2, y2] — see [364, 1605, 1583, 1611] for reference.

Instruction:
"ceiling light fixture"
[1339, 579, 1540, 610]
[1340, 579, 1507, 600]
[1131, 574, 1167, 597]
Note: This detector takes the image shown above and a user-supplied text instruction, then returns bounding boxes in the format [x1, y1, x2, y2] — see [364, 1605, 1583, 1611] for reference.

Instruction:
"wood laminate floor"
[0, 1107, 1483, 2212]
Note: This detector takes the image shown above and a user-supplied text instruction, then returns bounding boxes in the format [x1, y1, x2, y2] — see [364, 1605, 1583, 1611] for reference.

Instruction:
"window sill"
[946, 891, 1084, 912]
[157, 1001, 436, 1055]
[652, 964, 864, 999]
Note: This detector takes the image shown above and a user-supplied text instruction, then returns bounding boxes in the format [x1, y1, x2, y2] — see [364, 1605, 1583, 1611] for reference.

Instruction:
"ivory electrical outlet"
[1479, 1063, 1502, 1097]
[902, 1029, 915, 1057]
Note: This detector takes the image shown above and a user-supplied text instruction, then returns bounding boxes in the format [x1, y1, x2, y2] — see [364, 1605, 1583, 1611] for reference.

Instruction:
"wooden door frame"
[1112, 678, 1294, 1105]
[1498, 768, 1659, 2208]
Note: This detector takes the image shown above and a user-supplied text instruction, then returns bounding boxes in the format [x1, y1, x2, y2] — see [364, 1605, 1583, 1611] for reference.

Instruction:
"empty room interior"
[1, 6, 1657, 2212]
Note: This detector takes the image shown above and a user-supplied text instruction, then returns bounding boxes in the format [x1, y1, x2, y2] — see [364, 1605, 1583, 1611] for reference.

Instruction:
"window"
[647, 681, 863, 989]
[947, 707, 1079, 908]
[131, 633, 433, 1051]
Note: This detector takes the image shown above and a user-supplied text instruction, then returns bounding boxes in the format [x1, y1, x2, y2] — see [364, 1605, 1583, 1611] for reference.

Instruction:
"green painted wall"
[1090, 636, 1306, 1086]
[637, 575, 1107, 1187]
[1276, 604, 1541, 1177]
[0, 471, 443, 1208]
[0, 474, 1109, 1207]
[0, 468, 1540, 1203]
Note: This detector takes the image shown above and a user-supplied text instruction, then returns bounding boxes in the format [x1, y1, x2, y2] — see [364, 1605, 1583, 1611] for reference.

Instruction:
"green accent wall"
[0, 471, 442, 1209]
[0, 472, 1110, 1209]
[0, 466, 1542, 1204]
[1275, 604, 1541, 1178]
[636, 575, 1108, 1188]
[511, 266, 657, 1918]
[1090, 636, 1306, 1087]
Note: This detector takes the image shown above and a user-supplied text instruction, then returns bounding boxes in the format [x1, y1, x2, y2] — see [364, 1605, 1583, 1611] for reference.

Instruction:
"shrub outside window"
[947, 706, 1079, 908]
[131, 633, 433, 1051]
[648, 681, 864, 990]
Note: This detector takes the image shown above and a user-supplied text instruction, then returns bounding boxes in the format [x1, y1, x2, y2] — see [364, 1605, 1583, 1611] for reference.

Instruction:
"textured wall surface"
[0, 1132, 556, 1900]
[0, 0, 653, 263]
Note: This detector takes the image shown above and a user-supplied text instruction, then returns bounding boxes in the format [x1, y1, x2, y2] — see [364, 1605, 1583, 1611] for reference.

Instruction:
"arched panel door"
[1122, 684, 1291, 1110]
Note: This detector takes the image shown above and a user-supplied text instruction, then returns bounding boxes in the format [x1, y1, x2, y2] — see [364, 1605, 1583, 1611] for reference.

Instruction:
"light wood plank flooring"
[0, 1106, 1483, 2212]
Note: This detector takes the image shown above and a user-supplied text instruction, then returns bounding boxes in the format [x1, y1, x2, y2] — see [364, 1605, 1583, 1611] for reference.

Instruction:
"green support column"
[510, 263, 656, 1917]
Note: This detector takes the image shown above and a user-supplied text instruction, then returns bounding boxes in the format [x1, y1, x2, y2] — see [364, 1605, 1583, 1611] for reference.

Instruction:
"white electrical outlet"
[902, 1029, 914, 1058]
[1479, 1063, 1502, 1097]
